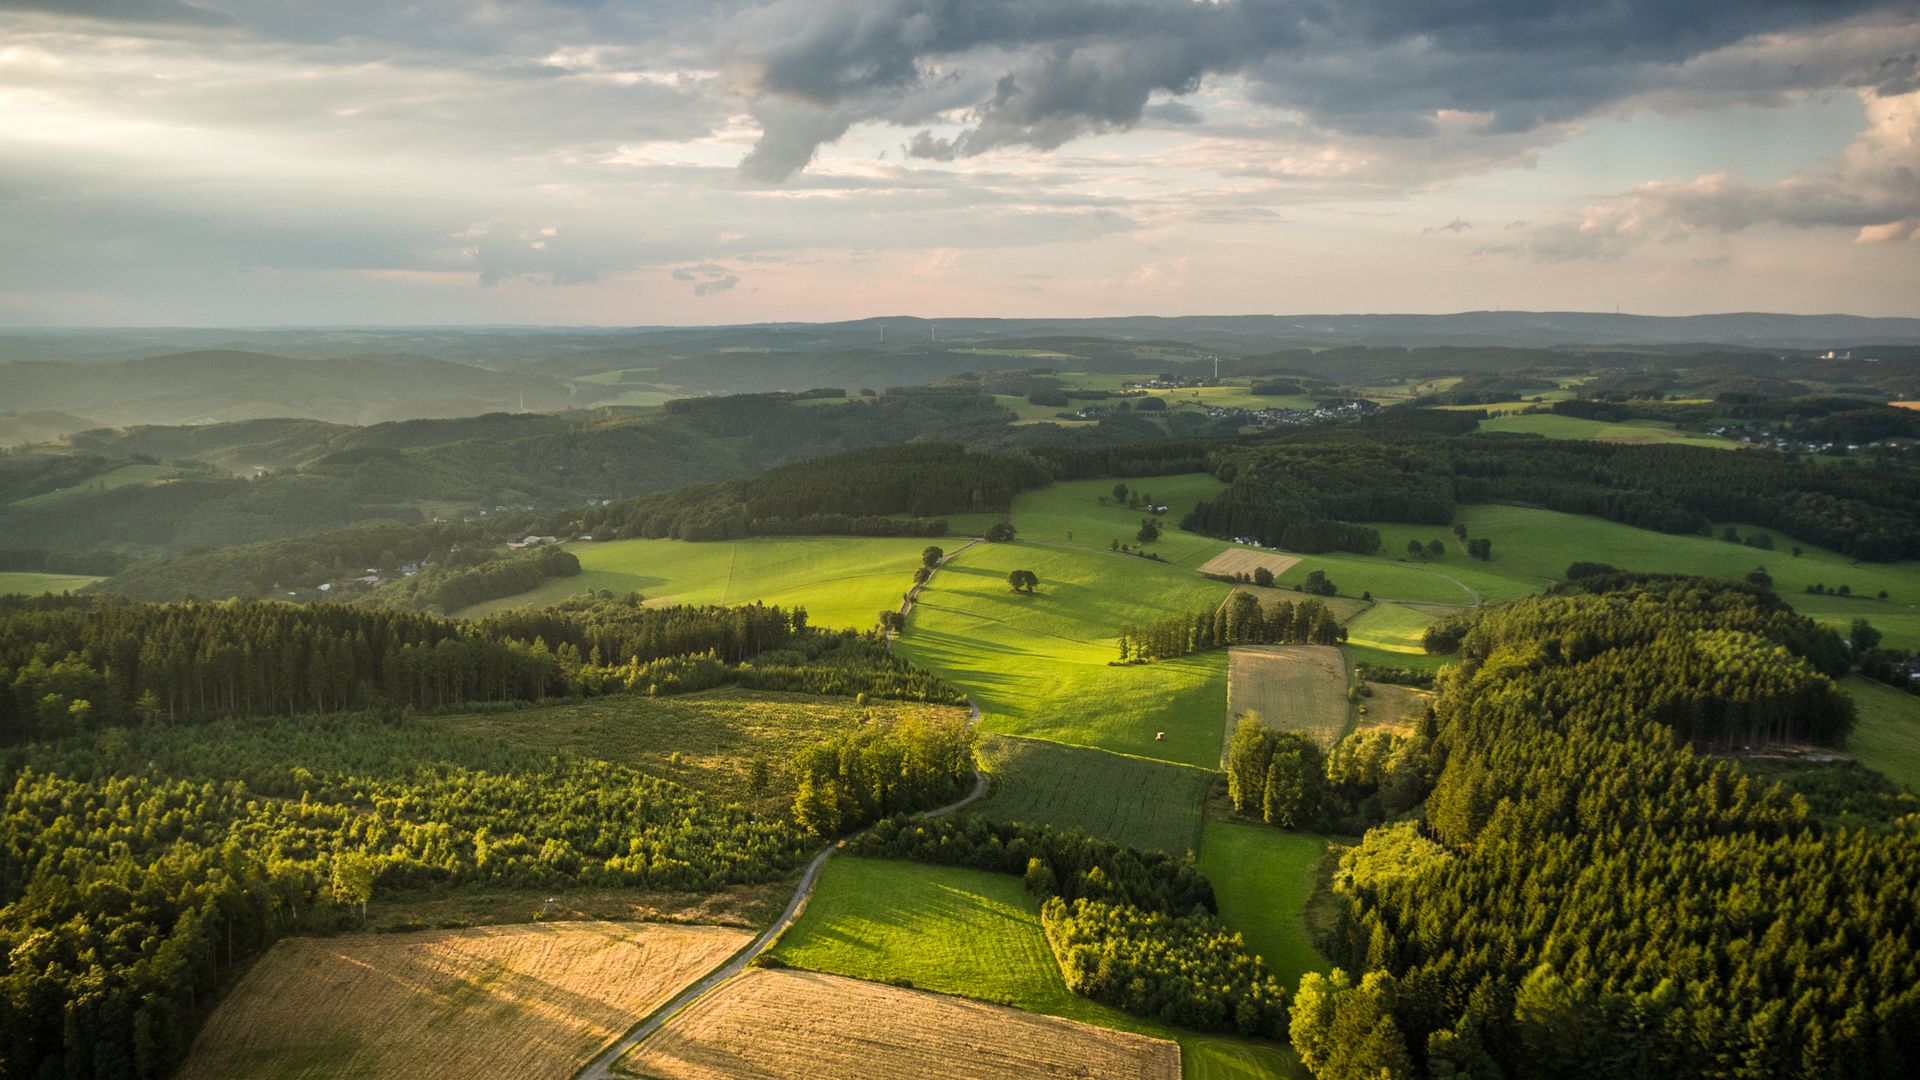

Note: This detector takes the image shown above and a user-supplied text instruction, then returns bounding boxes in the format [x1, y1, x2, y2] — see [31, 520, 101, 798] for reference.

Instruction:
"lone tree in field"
[921, 545, 944, 568]
[1113, 482, 1129, 503]
[1407, 539, 1424, 558]
[985, 521, 1017, 542]
[331, 850, 376, 925]
[1253, 566, 1275, 588]
[1008, 569, 1039, 593]
[1427, 539, 1446, 557]
[1137, 518, 1161, 544]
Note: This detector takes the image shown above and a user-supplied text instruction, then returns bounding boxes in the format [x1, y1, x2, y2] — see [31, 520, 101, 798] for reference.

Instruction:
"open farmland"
[0, 571, 102, 596]
[1198, 823, 1333, 991]
[179, 922, 749, 1080]
[1356, 682, 1432, 735]
[766, 857, 1299, 1077]
[1343, 602, 1440, 657]
[1843, 676, 1920, 792]
[619, 968, 1180, 1080]
[452, 535, 936, 626]
[1197, 548, 1302, 580]
[896, 539, 1232, 768]
[947, 473, 1232, 568]
[975, 733, 1211, 852]
[1228, 646, 1351, 750]
[1476, 412, 1733, 448]
[431, 688, 969, 815]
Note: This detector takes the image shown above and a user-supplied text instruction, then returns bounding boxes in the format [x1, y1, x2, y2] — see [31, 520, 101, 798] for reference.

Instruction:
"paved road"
[574, 703, 986, 1080]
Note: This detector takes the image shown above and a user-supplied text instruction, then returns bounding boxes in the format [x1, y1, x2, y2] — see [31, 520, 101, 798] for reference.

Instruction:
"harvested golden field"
[1358, 682, 1431, 735]
[1228, 645, 1350, 750]
[180, 922, 750, 1080]
[1197, 547, 1302, 580]
[619, 968, 1181, 1080]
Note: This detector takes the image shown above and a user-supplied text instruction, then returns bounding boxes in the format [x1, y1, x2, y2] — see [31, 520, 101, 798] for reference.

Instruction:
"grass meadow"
[769, 857, 1302, 1079]
[1843, 676, 1920, 792]
[1475, 413, 1734, 448]
[429, 688, 968, 815]
[453, 535, 933, 626]
[893, 539, 1232, 768]
[0, 571, 103, 596]
[974, 734, 1213, 853]
[1197, 823, 1333, 992]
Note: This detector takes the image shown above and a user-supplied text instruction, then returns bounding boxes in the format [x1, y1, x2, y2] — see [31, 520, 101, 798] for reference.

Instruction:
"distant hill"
[0, 350, 577, 432]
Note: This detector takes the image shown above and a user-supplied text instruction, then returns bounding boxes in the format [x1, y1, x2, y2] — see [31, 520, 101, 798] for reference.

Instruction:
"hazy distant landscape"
[7, 0, 1920, 1076]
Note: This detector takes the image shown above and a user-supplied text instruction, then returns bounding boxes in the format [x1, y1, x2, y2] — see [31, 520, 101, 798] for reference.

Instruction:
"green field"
[1477, 412, 1733, 449]
[0, 572, 103, 596]
[1344, 602, 1440, 656]
[948, 474, 1231, 568]
[1197, 823, 1333, 992]
[7, 463, 186, 508]
[975, 734, 1212, 852]
[430, 688, 969, 816]
[453, 535, 937, 626]
[771, 857, 1300, 1078]
[895, 540, 1232, 768]
[1843, 676, 1920, 792]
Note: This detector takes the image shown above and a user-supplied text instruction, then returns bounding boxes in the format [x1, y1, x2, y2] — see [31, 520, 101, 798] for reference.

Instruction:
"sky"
[1, 0, 1917, 326]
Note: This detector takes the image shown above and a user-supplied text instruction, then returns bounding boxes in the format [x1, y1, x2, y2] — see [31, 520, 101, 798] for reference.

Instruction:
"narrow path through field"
[573, 703, 986, 1080]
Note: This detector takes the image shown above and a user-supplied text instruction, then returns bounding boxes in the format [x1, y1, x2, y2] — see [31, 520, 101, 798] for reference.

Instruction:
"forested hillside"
[1298, 577, 1918, 1078]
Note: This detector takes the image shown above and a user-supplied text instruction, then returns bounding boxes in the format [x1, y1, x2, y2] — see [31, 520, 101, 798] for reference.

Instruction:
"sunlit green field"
[954, 474, 1231, 568]
[1344, 602, 1441, 656]
[8, 463, 185, 508]
[1843, 676, 1920, 793]
[452, 535, 934, 627]
[975, 734, 1212, 852]
[1198, 823, 1333, 992]
[1477, 412, 1733, 448]
[894, 539, 1232, 768]
[771, 857, 1302, 1078]
[0, 572, 103, 596]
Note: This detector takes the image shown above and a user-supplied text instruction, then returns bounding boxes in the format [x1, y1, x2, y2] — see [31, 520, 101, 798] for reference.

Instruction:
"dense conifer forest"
[1298, 577, 1919, 1077]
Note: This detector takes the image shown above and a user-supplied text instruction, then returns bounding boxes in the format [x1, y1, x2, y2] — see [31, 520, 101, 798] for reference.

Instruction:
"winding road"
[573, 703, 987, 1080]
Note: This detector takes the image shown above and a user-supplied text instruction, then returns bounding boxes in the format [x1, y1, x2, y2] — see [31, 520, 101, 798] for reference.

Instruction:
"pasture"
[620, 968, 1180, 1080]
[1343, 602, 1440, 657]
[1476, 412, 1733, 448]
[1843, 676, 1920, 792]
[896, 539, 1233, 768]
[0, 571, 102, 596]
[452, 535, 936, 626]
[7, 462, 186, 508]
[975, 734, 1212, 853]
[431, 688, 969, 816]
[1227, 646, 1351, 750]
[980, 473, 1232, 568]
[768, 857, 1299, 1077]
[1197, 823, 1333, 992]
[179, 922, 748, 1080]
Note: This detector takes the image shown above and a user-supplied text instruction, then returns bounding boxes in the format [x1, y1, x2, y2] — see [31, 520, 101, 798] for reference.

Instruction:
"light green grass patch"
[452, 535, 935, 627]
[772, 857, 1299, 1077]
[1344, 603, 1439, 656]
[975, 734, 1211, 853]
[1007, 474, 1231, 568]
[1843, 676, 1920, 793]
[1198, 822, 1333, 992]
[1477, 413, 1733, 448]
[0, 571, 103, 596]
[896, 540, 1232, 768]
[9, 463, 185, 508]
[1346, 642, 1452, 674]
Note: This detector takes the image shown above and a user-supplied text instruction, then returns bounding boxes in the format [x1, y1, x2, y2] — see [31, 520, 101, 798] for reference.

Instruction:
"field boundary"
[577, 704, 987, 1080]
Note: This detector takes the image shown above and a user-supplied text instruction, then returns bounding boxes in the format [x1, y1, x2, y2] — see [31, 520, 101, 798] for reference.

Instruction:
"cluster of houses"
[1205, 399, 1379, 428]
[506, 535, 560, 551]
[1706, 424, 1902, 456]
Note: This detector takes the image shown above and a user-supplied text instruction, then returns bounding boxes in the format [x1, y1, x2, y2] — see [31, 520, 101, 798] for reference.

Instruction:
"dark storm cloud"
[721, 0, 1908, 178]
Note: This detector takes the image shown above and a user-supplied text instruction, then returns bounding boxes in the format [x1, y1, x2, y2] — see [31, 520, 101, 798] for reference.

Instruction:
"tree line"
[1119, 593, 1345, 663]
[1, 594, 960, 741]
[1295, 575, 1917, 1078]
